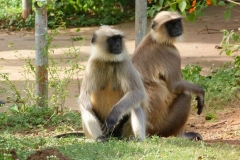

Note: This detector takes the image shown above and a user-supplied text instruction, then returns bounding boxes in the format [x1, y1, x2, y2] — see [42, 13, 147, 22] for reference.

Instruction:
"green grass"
[0, 135, 239, 160]
[0, 106, 239, 159]
[0, 107, 82, 134]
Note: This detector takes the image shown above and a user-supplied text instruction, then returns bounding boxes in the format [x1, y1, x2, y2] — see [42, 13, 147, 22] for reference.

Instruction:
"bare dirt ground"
[0, 6, 240, 147]
[0, 148, 71, 160]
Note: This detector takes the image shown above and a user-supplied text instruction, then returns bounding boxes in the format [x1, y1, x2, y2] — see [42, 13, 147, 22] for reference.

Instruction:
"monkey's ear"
[91, 33, 97, 44]
[151, 20, 156, 30]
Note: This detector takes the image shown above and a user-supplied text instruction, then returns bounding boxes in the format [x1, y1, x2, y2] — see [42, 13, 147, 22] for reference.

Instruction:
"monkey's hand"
[101, 109, 120, 136]
[196, 95, 204, 115]
[96, 135, 109, 143]
[96, 122, 113, 143]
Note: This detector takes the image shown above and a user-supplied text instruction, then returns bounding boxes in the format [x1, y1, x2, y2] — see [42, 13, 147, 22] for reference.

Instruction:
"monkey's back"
[132, 34, 183, 136]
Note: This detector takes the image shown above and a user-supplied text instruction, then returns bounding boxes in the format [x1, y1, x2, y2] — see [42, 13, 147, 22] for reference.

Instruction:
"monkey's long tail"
[54, 132, 85, 138]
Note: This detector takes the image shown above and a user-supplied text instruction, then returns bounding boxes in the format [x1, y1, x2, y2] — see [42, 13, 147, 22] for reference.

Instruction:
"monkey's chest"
[90, 83, 124, 122]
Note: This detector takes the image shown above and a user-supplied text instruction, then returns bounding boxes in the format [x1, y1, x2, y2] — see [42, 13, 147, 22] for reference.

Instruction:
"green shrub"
[182, 63, 240, 109]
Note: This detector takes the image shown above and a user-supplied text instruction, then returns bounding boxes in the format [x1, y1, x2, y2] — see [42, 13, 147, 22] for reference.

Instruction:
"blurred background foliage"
[0, 0, 233, 29]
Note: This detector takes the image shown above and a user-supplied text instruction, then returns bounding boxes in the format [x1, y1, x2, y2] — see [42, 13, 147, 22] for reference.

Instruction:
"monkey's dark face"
[165, 19, 183, 37]
[91, 33, 123, 55]
[107, 35, 122, 54]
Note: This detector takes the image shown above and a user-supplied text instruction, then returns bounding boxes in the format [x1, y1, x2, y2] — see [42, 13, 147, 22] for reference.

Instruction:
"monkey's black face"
[107, 35, 122, 54]
[165, 19, 183, 37]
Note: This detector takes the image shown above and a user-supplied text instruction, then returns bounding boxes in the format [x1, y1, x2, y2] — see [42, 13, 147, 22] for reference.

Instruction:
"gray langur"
[131, 11, 205, 140]
[79, 26, 147, 142]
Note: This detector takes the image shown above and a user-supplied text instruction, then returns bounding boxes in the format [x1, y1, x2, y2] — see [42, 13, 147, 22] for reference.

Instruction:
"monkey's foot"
[127, 136, 142, 142]
[0, 100, 5, 105]
[96, 135, 109, 143]
[181, 132, 203, 141]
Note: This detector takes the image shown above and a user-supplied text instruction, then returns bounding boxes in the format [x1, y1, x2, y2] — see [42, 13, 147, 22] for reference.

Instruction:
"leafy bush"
[0, 0, 135, 29]
[0, 26, 84, 132]
[147, 0, 234, 21]
[0, 106, 81, 132]
[1, 0, 235, 29]
[0, 107, 53, 129]
[182, 63, 240, 109]
[0, 26, 84, 113]
[47, 0, 135, 27]
[220, 28, 240, 66]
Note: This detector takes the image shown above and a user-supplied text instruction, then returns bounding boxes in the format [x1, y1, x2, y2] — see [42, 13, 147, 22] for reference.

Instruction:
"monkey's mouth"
[172, 31, 182, 37]
[110, 50, 122, 54]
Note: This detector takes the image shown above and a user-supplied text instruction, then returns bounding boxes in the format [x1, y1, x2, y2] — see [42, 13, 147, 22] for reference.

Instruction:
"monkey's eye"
[116, 38, 121, 43]
[151, 21, 156, 29]
[166, 21, 174, 28]
[166, 19, 181, 29]
[108, 38, 114, 45]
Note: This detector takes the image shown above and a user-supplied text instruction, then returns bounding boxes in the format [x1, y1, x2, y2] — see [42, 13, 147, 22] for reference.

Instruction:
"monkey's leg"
[81, 110, 102, 140]
[163, 93, 202, 140]
[178, 132, 203, 141]
[130, 106, 146, 141]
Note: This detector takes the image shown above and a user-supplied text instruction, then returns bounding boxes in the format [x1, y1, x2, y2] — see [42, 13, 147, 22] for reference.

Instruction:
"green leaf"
[8, 105, 19, 114]
[187, 13, 196, 22]
[158, 0, 164, 7]
[182, 11, 187, 18]
[231, 33, 239, 42]
[233, 45, 240, 52]
[196, 10, 204, 17]
[218, 1, 225, 5]
[148, 9, 155, 18]
[170, 3, 177, 10]
[205, 113, 216, 121]
[226, 49, 232, 56]
[221, 29, 229, 36]
[211, 0, 217, 5]
[179, 1, 187, 12]
[224, 10, 231, 21]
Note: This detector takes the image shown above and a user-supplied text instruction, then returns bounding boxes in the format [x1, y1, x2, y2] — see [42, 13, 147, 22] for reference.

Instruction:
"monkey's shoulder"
[88, 59, 134, 75]
[89, 59, 128, 68]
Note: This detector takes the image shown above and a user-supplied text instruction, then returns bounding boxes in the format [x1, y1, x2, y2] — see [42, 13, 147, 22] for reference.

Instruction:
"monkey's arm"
[102, 62, 146, 136]
[101, 88, 145, 135]
[79, 80, 102, 140]
[172, 80, 205, 115]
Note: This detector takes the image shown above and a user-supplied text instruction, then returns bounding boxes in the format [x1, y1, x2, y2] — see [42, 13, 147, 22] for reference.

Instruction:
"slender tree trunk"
[135, 0, 147, 48]
[35, 1, 48, 107]
[22, 0, 32, 20]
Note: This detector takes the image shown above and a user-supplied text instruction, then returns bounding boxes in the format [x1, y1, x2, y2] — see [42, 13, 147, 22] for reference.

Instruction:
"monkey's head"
[90, 26, 128, 62]
[151, 11, 183, 44]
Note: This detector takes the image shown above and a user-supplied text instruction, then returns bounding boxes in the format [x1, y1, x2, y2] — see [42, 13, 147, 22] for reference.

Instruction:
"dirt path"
[0, 6, 240, 145]
[186, 107, 240, 145]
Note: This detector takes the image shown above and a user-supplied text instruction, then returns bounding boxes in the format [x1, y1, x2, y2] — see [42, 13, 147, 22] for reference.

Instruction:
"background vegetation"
[0, 0, 233, 29]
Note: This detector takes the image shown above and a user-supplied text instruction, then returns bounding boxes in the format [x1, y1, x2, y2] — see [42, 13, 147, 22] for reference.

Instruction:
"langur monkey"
[131, 11, 205, 140]
[79, 26, 147, 142]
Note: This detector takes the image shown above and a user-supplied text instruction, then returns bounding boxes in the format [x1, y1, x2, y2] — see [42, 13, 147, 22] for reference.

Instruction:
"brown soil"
[0, 149, 19, 160]
[0, 148, 70, 160]
[186, 107, 240, 145]
[0, 5, 240, 147]
[27, 148, 70, 160]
